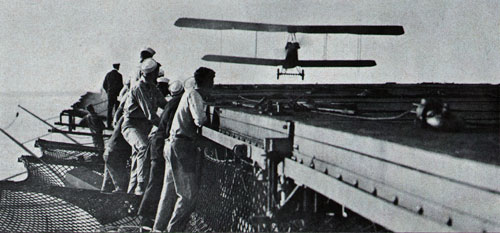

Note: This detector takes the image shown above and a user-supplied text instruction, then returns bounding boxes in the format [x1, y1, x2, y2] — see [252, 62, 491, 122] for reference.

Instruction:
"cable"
[312, 109, 412, 121]
[357, 35, 362, 60]
[0, 171, 28, 181]
[255, 31, 258, 57]
[323, 34, 328, 60]
[356, 35, 362, 79]
[238, 95, 264, 103]
[20, 124, 70, 144]
[43, 115, 60, 121]
[21, 132, 53, 145]
[93, 99, 108, 106]
[2, 112, 19, 130]
[97, 109, 107, 115]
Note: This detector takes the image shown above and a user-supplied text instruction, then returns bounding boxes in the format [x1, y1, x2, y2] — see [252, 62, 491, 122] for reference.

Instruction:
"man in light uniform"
[121, 58, 167, 195]
[153, 67, 215, 232]
[138, 80, 184, 229]
[114, 47, 157, 127]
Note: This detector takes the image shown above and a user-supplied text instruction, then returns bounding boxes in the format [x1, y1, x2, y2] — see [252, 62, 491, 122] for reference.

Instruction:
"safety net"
[0, 138, 383, 232]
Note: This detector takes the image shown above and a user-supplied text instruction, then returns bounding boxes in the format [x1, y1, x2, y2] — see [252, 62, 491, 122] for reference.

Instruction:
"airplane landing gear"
[277, 68, 305, 80]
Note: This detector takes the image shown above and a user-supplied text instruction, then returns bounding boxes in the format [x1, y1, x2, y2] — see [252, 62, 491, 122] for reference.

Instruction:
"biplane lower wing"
[297, 60, 376, 67]
[202, 55, 284, 66]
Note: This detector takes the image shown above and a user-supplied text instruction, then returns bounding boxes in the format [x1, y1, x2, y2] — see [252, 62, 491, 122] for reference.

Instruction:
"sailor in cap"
[140, 47, 156, 62]
[137, 79, 184, 228]
[115, 47, 159, 124]
[156, 69, 170, 97]
[124, 47, 158, 91]
[102, 63, 123, 128]
[154, 67, 216, 232]
[168, 80, 184, 96]
[120, 58, 167, 195]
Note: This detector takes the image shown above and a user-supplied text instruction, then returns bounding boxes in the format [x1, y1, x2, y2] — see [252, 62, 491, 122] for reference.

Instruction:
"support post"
[266, 151, 280, 217]
[264, 138, 292, 217]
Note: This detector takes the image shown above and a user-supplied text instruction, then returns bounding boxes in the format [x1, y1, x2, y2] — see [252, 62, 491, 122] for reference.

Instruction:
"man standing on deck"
[103, 63, 123, 128]
[101, 48, 160, 193]
[114, 47, 157, 126]
[121, 58, 167, 195]
[137, 80, 184, 229]
[83, 104, 112, 191]
[118, 47, 156, 98]
[83, 104, 106, 152]
[153, 67, 215, 232]
[101, 116, 131, 193]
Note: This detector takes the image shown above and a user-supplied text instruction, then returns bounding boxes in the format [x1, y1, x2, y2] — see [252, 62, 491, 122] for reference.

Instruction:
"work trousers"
[153, 137, 201, 232]
[102, 117, 131, 192]
[101, 166, 114, 192]
[107, 94, 120, 128]
[121, 118, 152, 195]
[90, 132, 105, 152]
[137, 156, 165, 220]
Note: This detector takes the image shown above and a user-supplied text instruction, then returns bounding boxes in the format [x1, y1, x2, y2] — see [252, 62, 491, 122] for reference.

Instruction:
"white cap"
[169, 80, 184, 96]
[141, 58, 158, 74]
[183, 77, 196, 90]
[157, 77, 170, 83]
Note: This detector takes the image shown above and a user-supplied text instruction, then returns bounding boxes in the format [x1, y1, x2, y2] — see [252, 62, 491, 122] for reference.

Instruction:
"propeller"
[270, 36, 310, 58]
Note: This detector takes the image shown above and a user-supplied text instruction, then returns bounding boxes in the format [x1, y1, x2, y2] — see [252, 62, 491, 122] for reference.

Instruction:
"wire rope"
[312, 109, 412, 121]
[2, 112, 19, 130]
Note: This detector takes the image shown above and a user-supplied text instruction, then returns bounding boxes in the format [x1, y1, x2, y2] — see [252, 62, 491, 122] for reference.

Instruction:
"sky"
[0, 0, 499, 93]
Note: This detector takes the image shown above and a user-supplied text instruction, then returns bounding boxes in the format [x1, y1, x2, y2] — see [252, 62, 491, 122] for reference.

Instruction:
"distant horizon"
[0, 90, 89, 97]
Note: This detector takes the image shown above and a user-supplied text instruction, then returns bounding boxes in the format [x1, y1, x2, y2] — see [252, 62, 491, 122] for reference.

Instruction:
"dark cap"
[141, 47, 156, 56]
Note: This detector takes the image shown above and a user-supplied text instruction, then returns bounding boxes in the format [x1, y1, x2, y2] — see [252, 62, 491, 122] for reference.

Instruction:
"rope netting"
[22, 158, 73, 187]
[0, 139, 137, 232]
[35, 139, 100, 161]
[187, 147, 268, 232]
[0, 189, 101, 232]
[0, 138, 384, 232]
[187, 144, 384, 232]
[0, 181, 140, 232]
[20, 156, 104, 189]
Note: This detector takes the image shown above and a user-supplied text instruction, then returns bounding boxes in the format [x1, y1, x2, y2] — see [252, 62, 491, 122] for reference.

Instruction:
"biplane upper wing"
[202, 55, 284, 66]
[297, 60, 376, 67]
[175, 18, 404, 35]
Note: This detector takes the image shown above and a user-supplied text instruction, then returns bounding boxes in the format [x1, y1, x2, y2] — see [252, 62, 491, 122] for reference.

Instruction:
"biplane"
[175, 18, 404, 80]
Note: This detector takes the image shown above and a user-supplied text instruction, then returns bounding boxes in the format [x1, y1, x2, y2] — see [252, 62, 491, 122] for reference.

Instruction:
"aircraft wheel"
[301, 70, 305, 80]
[277, 69, 280, 80]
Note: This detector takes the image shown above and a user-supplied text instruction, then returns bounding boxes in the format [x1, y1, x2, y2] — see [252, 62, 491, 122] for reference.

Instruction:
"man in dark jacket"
[137, 80, 184, 229]
[103, 63, 123, 128]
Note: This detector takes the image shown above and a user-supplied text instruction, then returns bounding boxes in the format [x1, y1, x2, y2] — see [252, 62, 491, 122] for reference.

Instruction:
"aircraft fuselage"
[284, 42, 300, 69]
